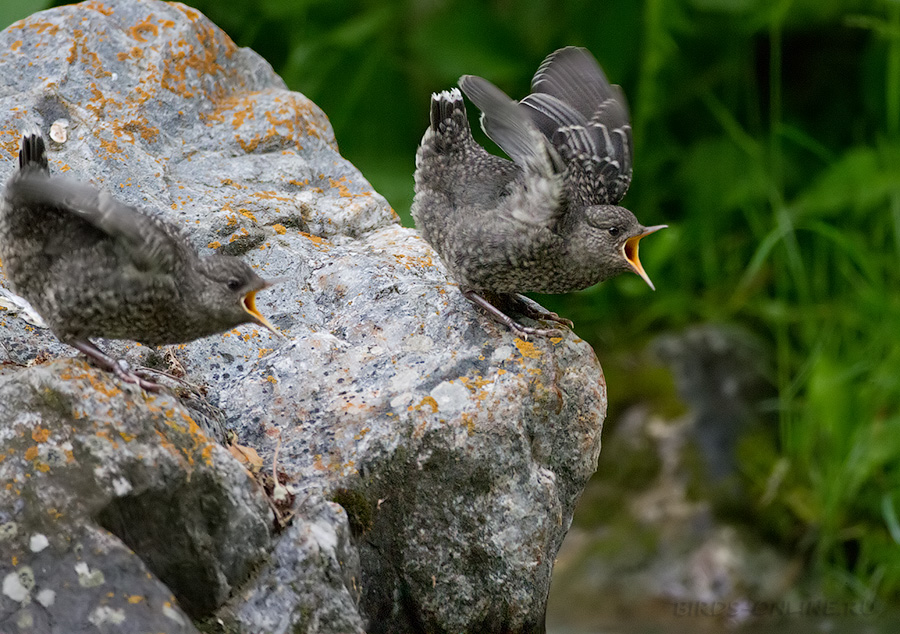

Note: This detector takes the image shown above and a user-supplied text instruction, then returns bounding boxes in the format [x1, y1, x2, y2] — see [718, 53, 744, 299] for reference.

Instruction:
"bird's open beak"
[622, 224, 667, 290]
[241, 290, 280, 336]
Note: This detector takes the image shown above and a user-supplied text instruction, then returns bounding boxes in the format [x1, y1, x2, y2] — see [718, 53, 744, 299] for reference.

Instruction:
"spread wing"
[519, 46, 633, 205]
[7, 172, 188, 272]
[459, 74, 564, 227]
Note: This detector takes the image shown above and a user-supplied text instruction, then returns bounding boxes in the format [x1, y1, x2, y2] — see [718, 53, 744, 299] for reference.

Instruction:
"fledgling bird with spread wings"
[412, 46, 666, 337]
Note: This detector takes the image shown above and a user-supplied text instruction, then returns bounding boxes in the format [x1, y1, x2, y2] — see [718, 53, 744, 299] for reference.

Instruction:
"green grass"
[11, 0, 900, 602]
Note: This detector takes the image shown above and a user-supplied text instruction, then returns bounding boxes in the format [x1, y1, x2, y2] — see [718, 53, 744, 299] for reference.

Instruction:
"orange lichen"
[392, 253, 435, 270]
[354, 427, 370, 440]
[272, 224, 286, 235]
[514, 338, 541, 359]
[24, 446, 39, 461]
[409, 396, 439, 414]
[300, 233, 331, 249]
[128, 18, 159, 43]
[31, 428, 50, 443]
[27, 21, 60, 37]
[11, 40, 23, 52]
[66, 30, 112, 79]
[82, 1, 114, 16]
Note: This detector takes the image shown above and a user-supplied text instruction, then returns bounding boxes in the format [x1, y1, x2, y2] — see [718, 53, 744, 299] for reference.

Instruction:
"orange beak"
[241, 288, 281, 336]
[622, 224, 667, 290]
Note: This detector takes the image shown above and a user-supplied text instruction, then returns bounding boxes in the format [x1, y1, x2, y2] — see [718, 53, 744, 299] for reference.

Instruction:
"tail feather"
[18, 128, 49, 174]
[425, 88, 472, 153]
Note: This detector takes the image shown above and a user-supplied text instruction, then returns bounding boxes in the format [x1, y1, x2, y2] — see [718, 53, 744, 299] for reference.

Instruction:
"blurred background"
[4, 0, 900, 631]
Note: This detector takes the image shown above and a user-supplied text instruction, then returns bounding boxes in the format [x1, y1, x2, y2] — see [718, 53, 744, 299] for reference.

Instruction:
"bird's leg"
[461, 288, 562, 338]
[69, 339, 162, 392]
[510, 294, 574, 329]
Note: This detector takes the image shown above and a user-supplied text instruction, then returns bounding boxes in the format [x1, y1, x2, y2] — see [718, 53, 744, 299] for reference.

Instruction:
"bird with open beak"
[412, 46, 666, 337]
[0, 130, 280, 391]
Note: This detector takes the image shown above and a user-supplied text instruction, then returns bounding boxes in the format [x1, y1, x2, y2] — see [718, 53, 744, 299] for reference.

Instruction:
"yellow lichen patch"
[392, 253, 435, 271]
[94, 429, 120, 449]
[99, 136, 123, 156]
[114, 115, 160, 143]
[82, 1, 114, 15]
[354, 427, 370, 441]
[300, 232, 331, 250]
[228, 227, 250, 242]
[24, 446, 39, 461]
[230, 102, 255, 128]
[409, 396, 438, 414]
[265, 375, 277, 384]
[118, 431, 136, 442]
[549, 337, 563, 345]
[66, 30, 112, 79]
[25, 20, 60, 37]
[328, 177, 354, 198]
[116, 46, 144, 62]
[251, 190, 294, 203]
[460, 413, 476, 436]
[207, 240, 221, 249]
[128, 18, 159, 43]
[257, 348, 273, 358]
[237, 209, 257, 223]
[11, 40, 23, 52]
[514, 338, 542, 359]
[272, 224, 286, 235]
[127, 595, 144, 604]
[31, 428, 50, 443]
[160, 22, 236, 100]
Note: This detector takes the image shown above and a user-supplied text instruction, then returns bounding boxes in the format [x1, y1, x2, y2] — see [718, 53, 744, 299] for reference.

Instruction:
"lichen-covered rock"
[0, 1, 606, 632]
[0, 359, 271, 634]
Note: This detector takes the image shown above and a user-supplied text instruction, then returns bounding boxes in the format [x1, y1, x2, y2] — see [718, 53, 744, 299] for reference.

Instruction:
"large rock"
[0, 1, 606, 632]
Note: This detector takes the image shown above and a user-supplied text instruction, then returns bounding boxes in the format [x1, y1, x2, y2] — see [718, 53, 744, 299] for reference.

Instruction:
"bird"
[0, 129, 279, 391]
[412, 46, 666, 337]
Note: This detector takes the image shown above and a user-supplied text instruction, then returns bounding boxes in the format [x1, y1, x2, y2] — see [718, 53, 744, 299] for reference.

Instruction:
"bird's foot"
[511, 295, 574, 328]
[112, 359, 163, 392]
[462, 289, 562, 339]
[70, 339, 163, 392]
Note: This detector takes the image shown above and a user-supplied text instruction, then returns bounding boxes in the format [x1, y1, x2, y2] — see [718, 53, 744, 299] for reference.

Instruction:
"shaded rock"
[226, 496, 365, 634]
[0, 1, 606, 632]
[0, 359, 271, 633]
[653, 325, 772, 479]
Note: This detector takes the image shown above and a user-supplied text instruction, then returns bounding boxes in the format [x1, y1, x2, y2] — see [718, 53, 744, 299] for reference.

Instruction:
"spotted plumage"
[412, 46, 665, 336]
[0, 130, 279, 390]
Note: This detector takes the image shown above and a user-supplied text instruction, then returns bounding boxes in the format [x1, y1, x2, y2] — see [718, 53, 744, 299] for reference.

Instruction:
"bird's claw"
[110, 358, 162, 392]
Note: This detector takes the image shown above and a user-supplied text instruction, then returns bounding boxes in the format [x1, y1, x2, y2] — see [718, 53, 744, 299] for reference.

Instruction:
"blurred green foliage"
[6, 0, 900, 602]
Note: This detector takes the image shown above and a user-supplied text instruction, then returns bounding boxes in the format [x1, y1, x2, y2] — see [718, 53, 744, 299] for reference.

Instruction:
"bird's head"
[195, 255, 280, 335]
[575, 205, 666, 289]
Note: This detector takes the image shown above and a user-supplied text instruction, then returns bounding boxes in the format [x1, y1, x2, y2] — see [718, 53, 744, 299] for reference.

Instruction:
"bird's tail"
[423, 88, 473, 154]
[18, 128, 49, 174]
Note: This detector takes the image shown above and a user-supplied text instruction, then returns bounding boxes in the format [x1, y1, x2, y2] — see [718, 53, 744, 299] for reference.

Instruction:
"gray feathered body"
[0, 133, 269, 346]
[412, 47, 646, 295]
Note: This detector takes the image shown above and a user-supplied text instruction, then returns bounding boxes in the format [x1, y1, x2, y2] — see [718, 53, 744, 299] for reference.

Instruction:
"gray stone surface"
[0, 359, 271, 634]
[0, 1, 607, 632]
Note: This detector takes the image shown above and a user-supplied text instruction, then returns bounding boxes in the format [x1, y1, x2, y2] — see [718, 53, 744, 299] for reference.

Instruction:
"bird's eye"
[608, 227, 620, 237]
[227, 278, 242, 291]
